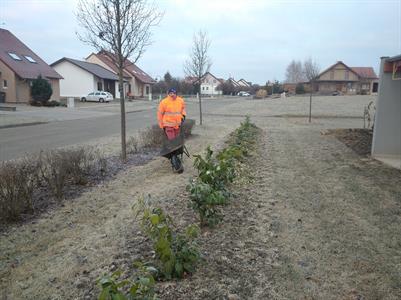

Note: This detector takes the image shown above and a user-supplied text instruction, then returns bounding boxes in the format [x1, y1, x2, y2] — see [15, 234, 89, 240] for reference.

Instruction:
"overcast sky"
[1, 0, 400, 85]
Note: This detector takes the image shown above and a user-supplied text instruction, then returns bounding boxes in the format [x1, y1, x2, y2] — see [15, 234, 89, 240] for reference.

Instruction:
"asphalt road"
[0, 99, 234, 161]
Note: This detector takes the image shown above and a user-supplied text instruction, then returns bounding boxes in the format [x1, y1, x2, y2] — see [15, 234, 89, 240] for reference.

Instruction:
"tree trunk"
[119, 73, 126, 160]
[116, 1, 126, 161]
[198, 85, 203, 125]
[308, 81, 312, 123]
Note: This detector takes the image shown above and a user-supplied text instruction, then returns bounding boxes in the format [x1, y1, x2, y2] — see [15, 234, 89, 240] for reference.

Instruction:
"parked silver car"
[81, 91, 113, 103]
[238, 91, 251, 97]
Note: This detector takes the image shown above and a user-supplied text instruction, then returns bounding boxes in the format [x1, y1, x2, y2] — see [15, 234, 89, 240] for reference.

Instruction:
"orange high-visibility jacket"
[157, 96, 186, 129]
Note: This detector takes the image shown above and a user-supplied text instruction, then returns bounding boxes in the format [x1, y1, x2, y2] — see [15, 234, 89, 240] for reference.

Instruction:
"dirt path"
[143, 118, 400, 300]
[1, 106, 401, 299]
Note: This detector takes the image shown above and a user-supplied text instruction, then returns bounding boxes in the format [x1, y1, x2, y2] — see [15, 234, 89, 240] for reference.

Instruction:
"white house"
[200, 72, 223, 96]
[51, 57, 120, 98]
[371, 54, 401, 169]
[86, 51, 155, 98]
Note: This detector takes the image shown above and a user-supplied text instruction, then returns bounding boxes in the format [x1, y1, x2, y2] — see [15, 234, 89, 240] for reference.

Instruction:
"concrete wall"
[49, 78, 60, 101]
[0, 60, 17, 102]
[372, 57, 401, 158]
[15, 78, 30, 103]
[53, 60, 95, 97]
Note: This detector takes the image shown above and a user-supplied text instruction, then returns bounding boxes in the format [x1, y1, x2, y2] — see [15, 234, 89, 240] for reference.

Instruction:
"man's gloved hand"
[181, 115, 186, 124]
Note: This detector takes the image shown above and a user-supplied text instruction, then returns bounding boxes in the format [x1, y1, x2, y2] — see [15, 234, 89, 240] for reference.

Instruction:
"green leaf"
[139, 277, 150, 286]
[175, 262, 184, 277]
[111, 293, 128, 300]
[145, 266, 158, 274]
[150, 214, 159, 225]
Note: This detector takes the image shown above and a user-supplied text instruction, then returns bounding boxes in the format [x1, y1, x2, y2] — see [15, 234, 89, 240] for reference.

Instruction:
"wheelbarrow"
[159, 127, 191, 173]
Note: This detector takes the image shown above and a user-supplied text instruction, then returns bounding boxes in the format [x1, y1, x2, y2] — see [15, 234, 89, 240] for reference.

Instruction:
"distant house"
[237, 78, 251, 88]
[200, 72, 223, 95]
[315, 61, 379, 95]
[187, 72, 223, 96]
[371, 54, 401, 169]
[0, 28, 62, 103]
[86, 51, 155, 98]
[228, 77, 241, 88]
[50, 57, 119, 98]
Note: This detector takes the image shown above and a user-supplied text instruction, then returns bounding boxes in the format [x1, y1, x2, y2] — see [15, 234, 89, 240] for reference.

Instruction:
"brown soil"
[323, 128, 373, 156]
[1, 113, 401, 300]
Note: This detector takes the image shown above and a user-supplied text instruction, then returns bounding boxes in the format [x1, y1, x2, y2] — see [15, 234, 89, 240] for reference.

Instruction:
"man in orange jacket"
[157, 88, 186, 172]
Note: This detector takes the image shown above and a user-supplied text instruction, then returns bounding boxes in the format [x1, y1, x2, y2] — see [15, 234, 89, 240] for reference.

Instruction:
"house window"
[24, 55, 37, 63]
[97, 82, 102, 91]
[3, 80, 7, 89]
[345, 71, 349, 80]
[146, 86, 150, 95]
[202, 87, 204, 90]
[8, 52, 22, 61]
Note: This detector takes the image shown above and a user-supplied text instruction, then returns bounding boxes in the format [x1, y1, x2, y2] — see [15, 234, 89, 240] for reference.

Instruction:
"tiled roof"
[51, 57, 119, 80]
[0, 29, 62, 79]
[318, 61, 378, 80]
[89, 52, 131, 78]
[351, 67, 378, 79]
[96, 51, 155, 84]
[228, 78, 241, 87]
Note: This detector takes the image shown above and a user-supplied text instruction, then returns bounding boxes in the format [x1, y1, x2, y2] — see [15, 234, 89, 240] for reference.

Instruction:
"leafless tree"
[76, 0, 163, 160]
[303, 57, 320, 123]
[184, 30, 212, 125]
[285, 60, 305, 83]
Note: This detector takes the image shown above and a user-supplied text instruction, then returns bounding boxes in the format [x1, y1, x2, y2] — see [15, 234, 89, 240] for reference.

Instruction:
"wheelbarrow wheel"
[171, 155, 184, 174]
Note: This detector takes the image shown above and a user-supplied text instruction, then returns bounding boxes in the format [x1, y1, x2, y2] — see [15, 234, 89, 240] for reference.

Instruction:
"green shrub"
[135, 197, 200, 279]
[188, 117, 259, 227]
[31, 75, 52, 104]
[193, 146, 235, 193]
[43, 100, 62, 107]
[97, 263, 158, 300]
[187, 180, 227, 227]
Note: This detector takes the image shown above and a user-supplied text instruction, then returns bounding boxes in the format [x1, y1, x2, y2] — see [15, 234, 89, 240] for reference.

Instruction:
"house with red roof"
[315, 61, 379, 95]
[0, 29, 62, 103]
[86, 51, 155, 99]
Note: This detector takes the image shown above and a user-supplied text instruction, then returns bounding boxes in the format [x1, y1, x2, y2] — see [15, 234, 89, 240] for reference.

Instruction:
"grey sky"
[1, 0, 400, 85]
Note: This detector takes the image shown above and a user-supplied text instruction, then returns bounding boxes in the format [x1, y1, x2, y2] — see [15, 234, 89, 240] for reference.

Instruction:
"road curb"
[0, 121, 48, 129]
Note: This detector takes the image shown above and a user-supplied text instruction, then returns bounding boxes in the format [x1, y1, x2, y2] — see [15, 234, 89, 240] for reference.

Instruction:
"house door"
[104, 80, 116, 98]
[372, 82, 378, 93]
